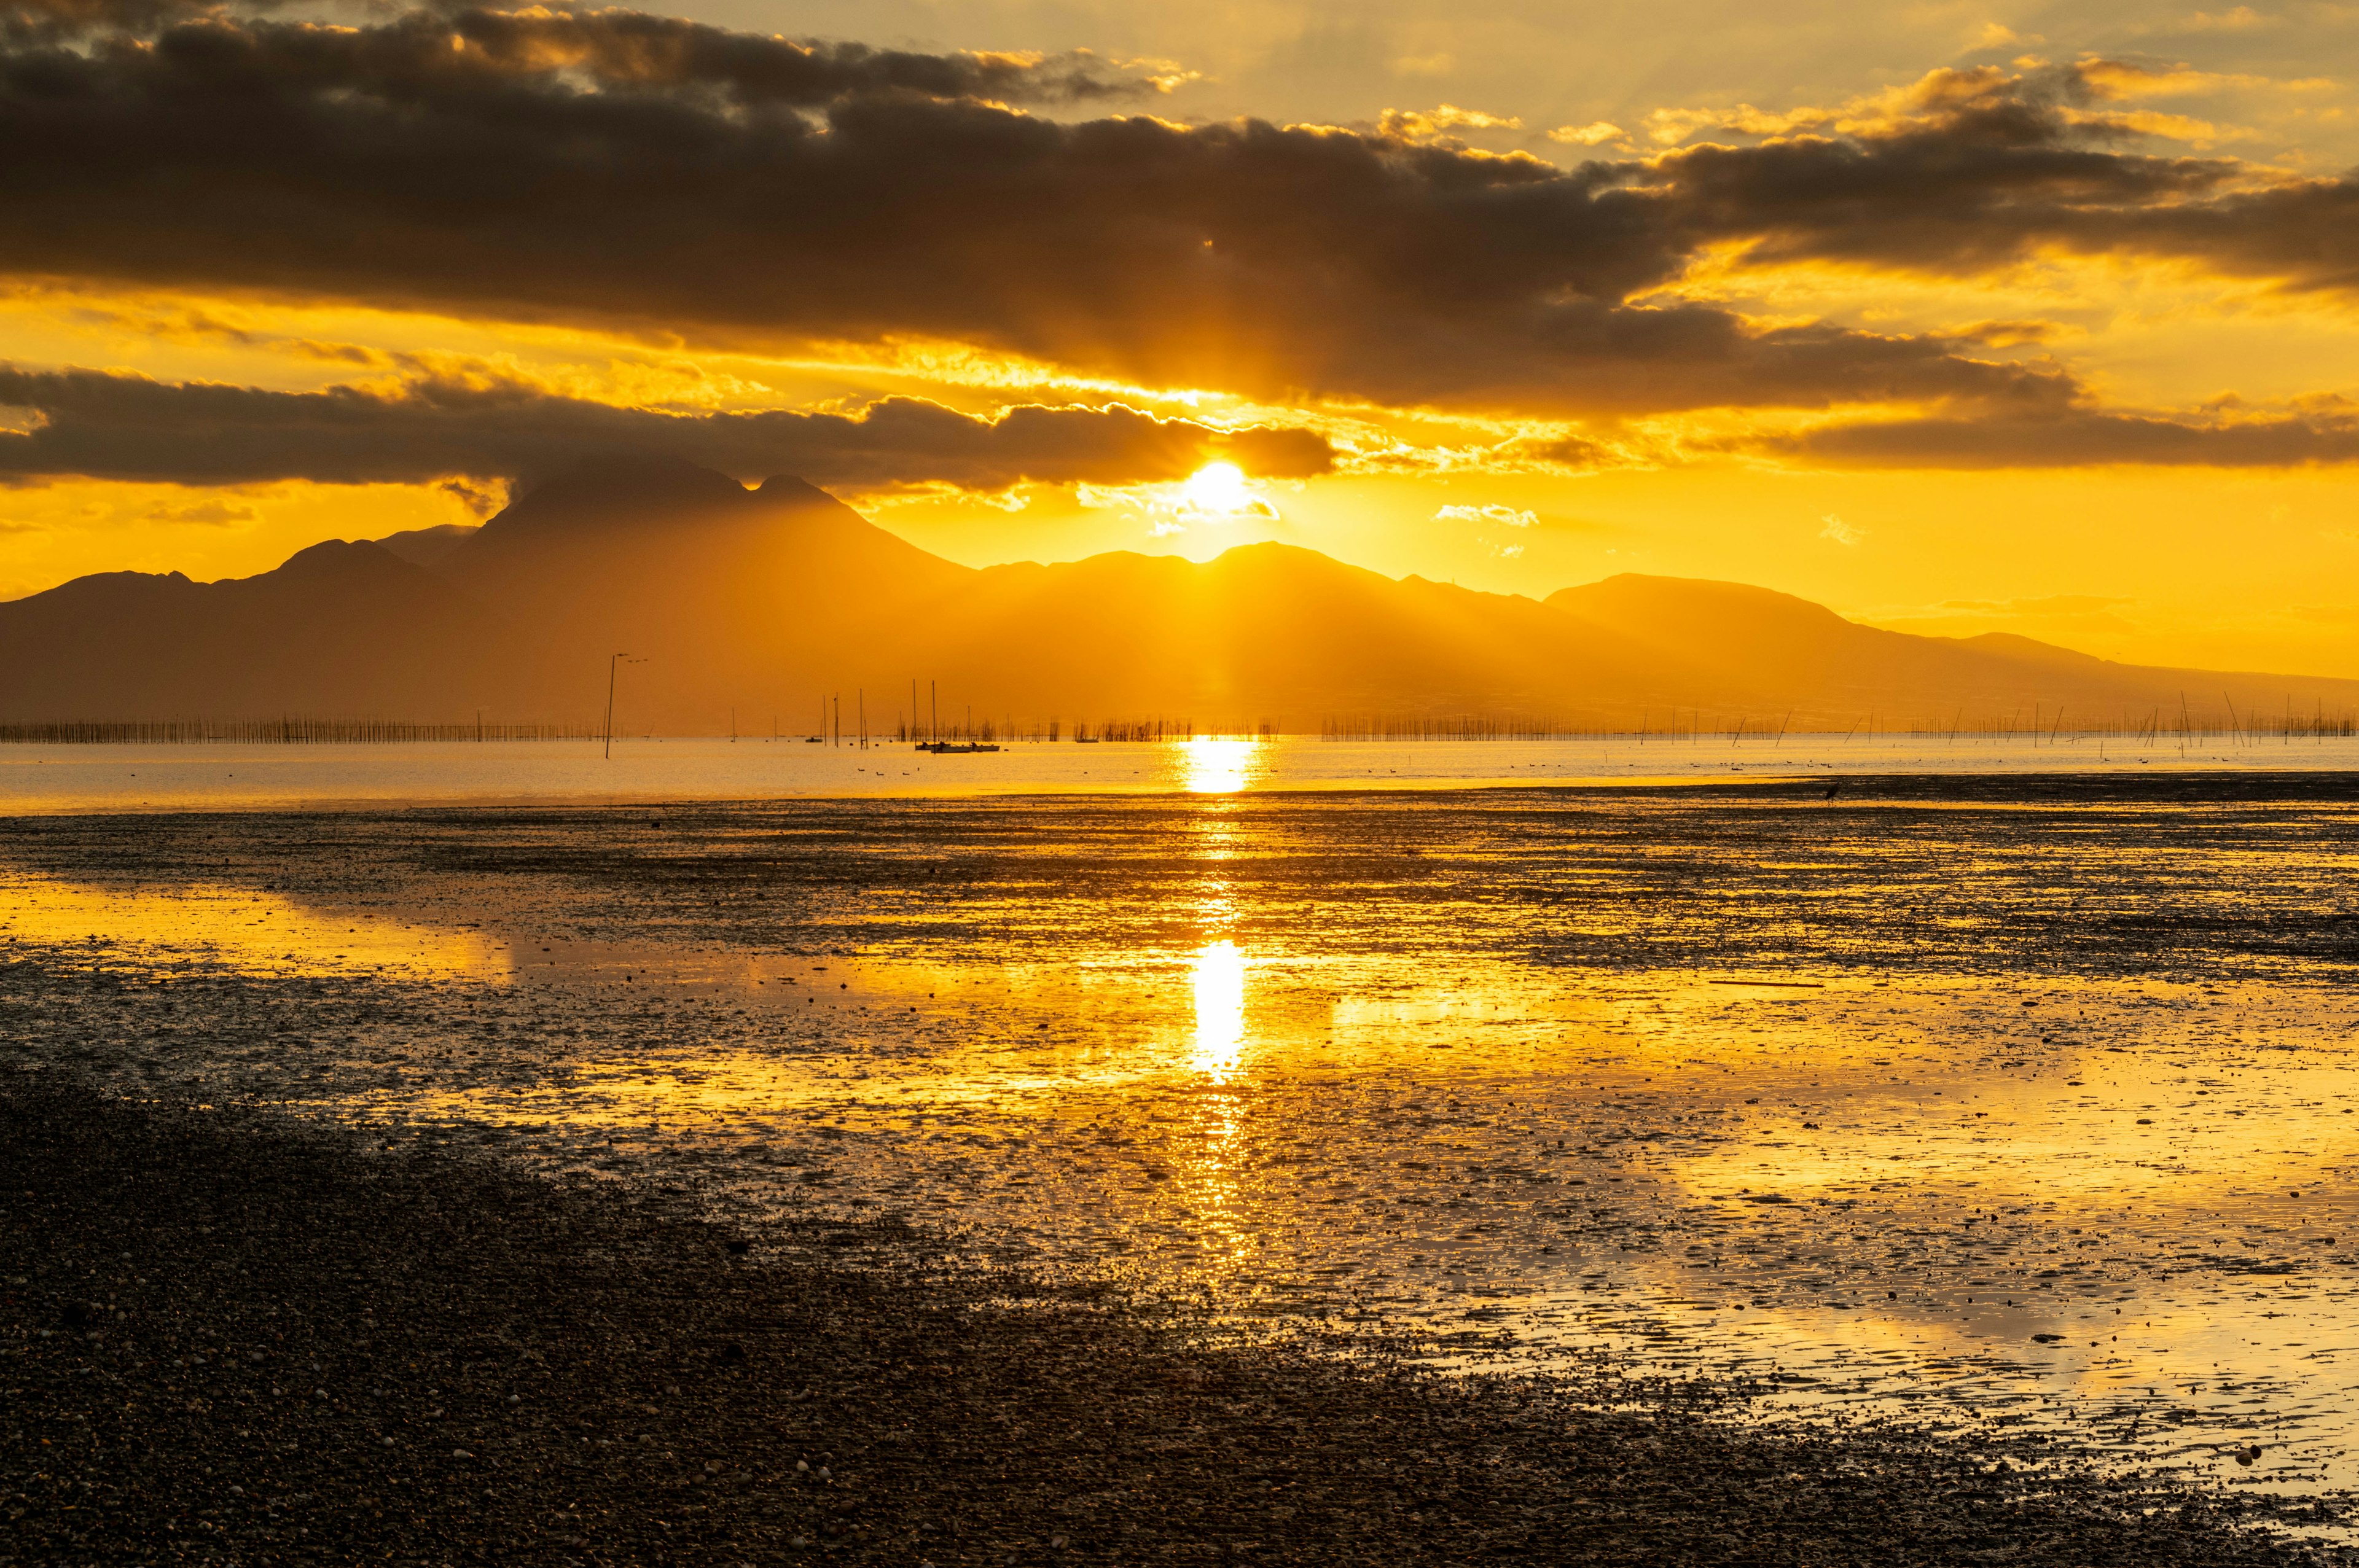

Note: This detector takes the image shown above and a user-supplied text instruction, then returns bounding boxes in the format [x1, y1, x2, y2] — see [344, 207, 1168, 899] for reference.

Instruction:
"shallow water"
[5, 731, 2358, 811]
[4, 773, 2357, 1522]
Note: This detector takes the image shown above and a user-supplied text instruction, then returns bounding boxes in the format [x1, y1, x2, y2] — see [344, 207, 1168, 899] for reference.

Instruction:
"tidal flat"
[6, 770, 2359, 1559]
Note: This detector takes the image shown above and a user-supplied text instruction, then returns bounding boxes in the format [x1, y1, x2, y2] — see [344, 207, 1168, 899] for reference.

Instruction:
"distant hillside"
[3, 456, 2355, 733]
[1545, 575, 2357, 731]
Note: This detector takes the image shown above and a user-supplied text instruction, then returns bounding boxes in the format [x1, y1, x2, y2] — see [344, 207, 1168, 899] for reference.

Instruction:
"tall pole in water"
[931, 681, 938, 745]
[911, 680, 918, 745]
[858, 690, 866, 749]
[833, 694, 840, 747]
[603, 652, 631, 760]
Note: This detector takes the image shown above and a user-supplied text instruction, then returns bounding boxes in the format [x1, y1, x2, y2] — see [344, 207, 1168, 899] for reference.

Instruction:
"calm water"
[4, 732, 2358, 811]
[4, 760, 2358, 1524]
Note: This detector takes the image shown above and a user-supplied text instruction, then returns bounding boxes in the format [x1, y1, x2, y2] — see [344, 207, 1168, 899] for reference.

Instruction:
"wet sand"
[6, 773, 2359, 1556]
[2, 1080, 2334, 1565]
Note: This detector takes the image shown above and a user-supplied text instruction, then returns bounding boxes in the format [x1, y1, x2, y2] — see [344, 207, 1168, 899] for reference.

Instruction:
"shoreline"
[1, 766, 2358, 821]
[4, 1079, 2342, 1565]
[4, 746, 2358, 819]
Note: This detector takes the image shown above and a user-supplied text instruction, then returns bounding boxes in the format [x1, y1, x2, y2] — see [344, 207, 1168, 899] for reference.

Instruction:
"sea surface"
[3, 731, 2357, 811]
[4, 741, 2357, 1526]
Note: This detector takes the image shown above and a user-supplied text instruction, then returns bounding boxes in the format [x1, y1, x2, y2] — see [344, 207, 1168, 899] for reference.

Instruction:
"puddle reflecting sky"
[0, 868, 509, 981]
[4, 776, 2358, 1518]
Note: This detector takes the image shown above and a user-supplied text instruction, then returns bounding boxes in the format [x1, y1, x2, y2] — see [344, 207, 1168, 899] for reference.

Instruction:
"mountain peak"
[754, 474, 834, 506]
[481, 454, 754, 542]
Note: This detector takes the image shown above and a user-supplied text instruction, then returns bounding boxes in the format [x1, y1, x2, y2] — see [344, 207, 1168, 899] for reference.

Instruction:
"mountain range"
[4, 456, 2354, 734]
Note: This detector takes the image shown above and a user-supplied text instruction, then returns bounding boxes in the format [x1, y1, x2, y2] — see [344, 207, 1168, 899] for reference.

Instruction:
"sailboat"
[912, 677, 1000, 753]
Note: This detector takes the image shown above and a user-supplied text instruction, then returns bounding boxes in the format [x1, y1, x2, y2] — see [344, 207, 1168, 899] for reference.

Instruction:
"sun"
[1179, 460, 1251, 513]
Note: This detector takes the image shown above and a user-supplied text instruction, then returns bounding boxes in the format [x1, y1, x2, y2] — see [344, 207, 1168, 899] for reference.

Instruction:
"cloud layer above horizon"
[3, 0, 2359, 480]
[7, 0, 2359, 676]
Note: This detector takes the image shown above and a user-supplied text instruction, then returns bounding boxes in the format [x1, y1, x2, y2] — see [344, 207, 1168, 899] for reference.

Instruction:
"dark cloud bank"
[3, 1, 2358, 473]
[1780, 406, 2359, 468]
[0, 365, 1335, 490]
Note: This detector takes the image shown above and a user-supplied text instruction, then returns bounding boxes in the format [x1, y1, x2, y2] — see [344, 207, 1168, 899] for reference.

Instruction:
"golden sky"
[5, 0, 2359, 674]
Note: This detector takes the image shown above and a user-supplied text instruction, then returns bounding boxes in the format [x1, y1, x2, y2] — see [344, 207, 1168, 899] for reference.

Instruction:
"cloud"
[0, 363, 1339, 491]
[11, 0, 1170, 98]
[1546, 122, 1624, 146]
[2, 0, 268, 43]
[1775, 402, 2359, 468]
[4, 12, 2358, 438]
[1377, 104, 1522, 142]
[143, 497, 259, 525]
[0, 6, 2099, 419]
[1626, 61, 2359, 291]
[1434, 502, 1537, 527]
[439, 477, 509, 516]
[1818, 513, 1866, 544]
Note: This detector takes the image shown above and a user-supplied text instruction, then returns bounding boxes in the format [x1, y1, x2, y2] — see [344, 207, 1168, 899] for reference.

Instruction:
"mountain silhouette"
[2, 456, 2353, 734]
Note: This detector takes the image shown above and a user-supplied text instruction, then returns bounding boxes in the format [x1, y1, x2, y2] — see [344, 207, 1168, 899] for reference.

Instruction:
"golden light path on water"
[8, 770, 2359, 1527]
[1189, 940, 1248, 1082]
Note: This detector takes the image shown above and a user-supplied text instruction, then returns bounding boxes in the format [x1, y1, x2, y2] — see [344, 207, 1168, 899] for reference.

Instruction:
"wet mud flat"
[6, 771, 2359, 1547]
[3, 1080, 2341, 1567]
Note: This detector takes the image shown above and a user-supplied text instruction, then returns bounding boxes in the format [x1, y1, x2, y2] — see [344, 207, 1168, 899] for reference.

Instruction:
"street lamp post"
[603, 652, 643, 760]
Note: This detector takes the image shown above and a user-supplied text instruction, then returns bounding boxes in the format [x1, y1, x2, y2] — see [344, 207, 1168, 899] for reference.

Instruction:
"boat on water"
[915, 741, 1001, 754]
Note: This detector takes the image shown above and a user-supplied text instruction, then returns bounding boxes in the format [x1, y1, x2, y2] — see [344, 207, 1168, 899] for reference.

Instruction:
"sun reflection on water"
[1180, 736, 1263, 794]
[1190, 938, 1248, 1083]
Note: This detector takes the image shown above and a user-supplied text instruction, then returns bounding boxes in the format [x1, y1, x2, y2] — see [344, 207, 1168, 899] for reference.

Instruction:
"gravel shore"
[3, 1077, 2340, 1566]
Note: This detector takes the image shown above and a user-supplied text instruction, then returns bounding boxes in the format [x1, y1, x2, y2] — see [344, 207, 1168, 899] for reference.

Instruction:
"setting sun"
[1179, 461, 1252, 515]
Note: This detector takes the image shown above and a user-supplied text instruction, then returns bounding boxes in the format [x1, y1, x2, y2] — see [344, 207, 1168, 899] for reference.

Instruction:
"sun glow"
[1180, 460, 1252, 513]
[1180, 735, 1264, 793]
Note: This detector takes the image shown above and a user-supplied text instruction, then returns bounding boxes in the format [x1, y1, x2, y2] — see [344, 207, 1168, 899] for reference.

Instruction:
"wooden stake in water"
[603, 651, 632, 760]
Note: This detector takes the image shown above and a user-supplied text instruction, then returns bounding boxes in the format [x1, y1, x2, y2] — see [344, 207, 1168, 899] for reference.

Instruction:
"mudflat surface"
[0, 1083, 2333, 1565]
[4, 773, 2359, 1554]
